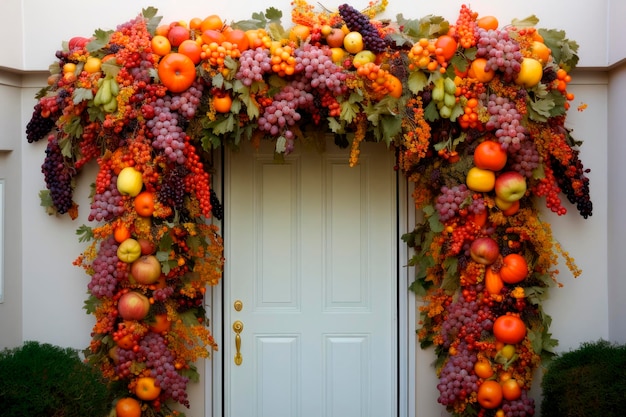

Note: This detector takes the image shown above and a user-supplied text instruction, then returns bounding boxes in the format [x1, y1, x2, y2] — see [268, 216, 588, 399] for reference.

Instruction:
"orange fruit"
[468, 58, 495, 83]
[201, 14, 223, 33]
[477, 380, 503, 409]
[477, 16, 499, 30]
[201, 29, 226, 45]
[502, 378, 522, 401]
[387, 75, 403, 98]
[155, 24, 170, 37]
[151, 35, 172, 56]
[212, 94, 232, 113]
[177, 39, 202, 64]
[114, 224, 132, 243]
[115, 397, 142, 417]
[474, 359, 494, 379]
[135, 376, 161, 401]
[224, 29, 250, 52]
[530, 41, 551, 64]
[134, 191, 155, 217]
[289, 24, 311, 44]
[189, 17, 203, 31]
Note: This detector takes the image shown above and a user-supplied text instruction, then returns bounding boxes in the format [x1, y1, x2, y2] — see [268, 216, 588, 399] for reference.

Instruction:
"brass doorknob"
[233, 320, 243, 365]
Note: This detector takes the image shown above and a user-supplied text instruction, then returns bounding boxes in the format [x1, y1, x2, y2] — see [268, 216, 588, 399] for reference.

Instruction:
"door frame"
[205, 145, 417, 417]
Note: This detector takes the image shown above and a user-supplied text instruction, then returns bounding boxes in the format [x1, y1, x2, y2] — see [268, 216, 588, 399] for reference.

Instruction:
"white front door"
[222, 138, 398, 417]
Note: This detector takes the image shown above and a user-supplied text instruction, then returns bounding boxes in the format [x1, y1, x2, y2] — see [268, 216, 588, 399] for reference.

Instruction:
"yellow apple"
[466, 167, 496, 192]
[330, 47, 346, 63]
[116, 238, 142, 263]
[514, 58, 543, 89]
[117, 166, 144, 197]
[343, 31, 364, 54]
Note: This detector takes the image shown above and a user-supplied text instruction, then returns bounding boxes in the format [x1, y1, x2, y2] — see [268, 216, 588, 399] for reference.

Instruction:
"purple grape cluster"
[26, 103, 56, 143]
[485, 94, 527, 151]
[236, 47, 273, 86]
[502, 390, 536, 416]
[294, 44, 348, 96]
[158, 166, 186, 211]
[88, 175, 125, 222]
[436, 341, 479, 407]
[475, 28, 523, 82]
[41, 134, 75, 214]
[436, 184, 471, 222]
[338, 3, 387, 53]
[508, 139, 540, 178]
[140, 332, 190, 406]
[88, 236, 127, 298]
[210, 188, 224, 220]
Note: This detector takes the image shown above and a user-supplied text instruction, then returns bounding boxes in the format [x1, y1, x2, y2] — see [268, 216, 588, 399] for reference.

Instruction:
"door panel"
[224, 139, 397, 417]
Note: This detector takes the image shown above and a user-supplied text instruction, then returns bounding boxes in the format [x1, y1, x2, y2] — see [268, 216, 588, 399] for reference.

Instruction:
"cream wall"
[0, 0, 623, 416]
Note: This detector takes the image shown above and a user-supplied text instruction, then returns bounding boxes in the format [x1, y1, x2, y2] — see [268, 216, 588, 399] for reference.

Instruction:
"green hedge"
[0, 341, 111, 417]
[541, 339, 626, 417]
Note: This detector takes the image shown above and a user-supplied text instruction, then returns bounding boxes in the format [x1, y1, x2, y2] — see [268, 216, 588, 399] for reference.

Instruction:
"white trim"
[0, 179, 4, 303]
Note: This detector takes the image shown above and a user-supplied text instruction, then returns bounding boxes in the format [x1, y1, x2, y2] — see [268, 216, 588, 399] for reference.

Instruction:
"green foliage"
[541, 339, 626, 416]
[0, 341, 112, 417]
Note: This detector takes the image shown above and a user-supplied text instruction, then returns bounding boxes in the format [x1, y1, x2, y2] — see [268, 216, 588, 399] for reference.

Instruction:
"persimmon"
[530, 40, 551, 64]
[189, 17, 203, 31]
[493, 314, 526, 344]
[289, 24, 311, 44]
[387, 74, 403, 98]
[134, 191, 155, 217]
[149, 313, 172, 334]
[477, 380, 503, 409]
[157, 53, 197, 93]
[500, 253, 528, 284]
[116, 333, 136, 350]
[115, 397, 142, 417]
[201, 29, 226, 45]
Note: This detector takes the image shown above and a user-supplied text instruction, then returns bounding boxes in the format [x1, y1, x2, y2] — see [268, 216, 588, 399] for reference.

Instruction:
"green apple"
[353, 50, 376, 67]
[117, 166, 144, 197]
[117, 238, 142, 263]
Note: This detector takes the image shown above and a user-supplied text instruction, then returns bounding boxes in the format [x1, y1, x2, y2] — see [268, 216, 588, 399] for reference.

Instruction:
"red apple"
[68, 36, 89, 51]
[325, 28, 346, 48]
[168, 25, 190, 47]
[118, 291, 150, 320]
[130, 255, 162, 285]
[494, 171, 527, 203]
[470, 237, 500, 265]
[137, 238, 156, 255]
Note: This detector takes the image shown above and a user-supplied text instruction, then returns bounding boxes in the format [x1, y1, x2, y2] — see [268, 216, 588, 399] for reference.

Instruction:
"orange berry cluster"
[408, 38, 443, 72]
[356, 62, 396, 99]
[200, 41, 242, 68]
[270, 44, 297, 76]
[455, 4, 479, 49]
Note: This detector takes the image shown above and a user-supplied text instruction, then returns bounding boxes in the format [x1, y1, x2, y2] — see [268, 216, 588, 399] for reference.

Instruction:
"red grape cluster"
[140, 332, 190, 407]
[88, 237, 128, 298]
[508, 139, 540, 178]
[475, 28, 523, 82]
[436, 341, 479, 407]
[88, 174, 125, 222]
[115, 346, 138, 378]
[146, 96, 186, 164]
[436, 184, 471, 222]
[485, 94, 527, 151]
[41, 134, 75, 214]
[338, 3, 387, 53]
[236, 47, 273, 86]
[502, 390, 535, 416]
[169, 82, 204, 119]
[294, 43, 348, 96]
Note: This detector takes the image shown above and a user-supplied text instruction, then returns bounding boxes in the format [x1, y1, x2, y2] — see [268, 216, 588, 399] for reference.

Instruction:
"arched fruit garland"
[26, 1, 591, 416]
